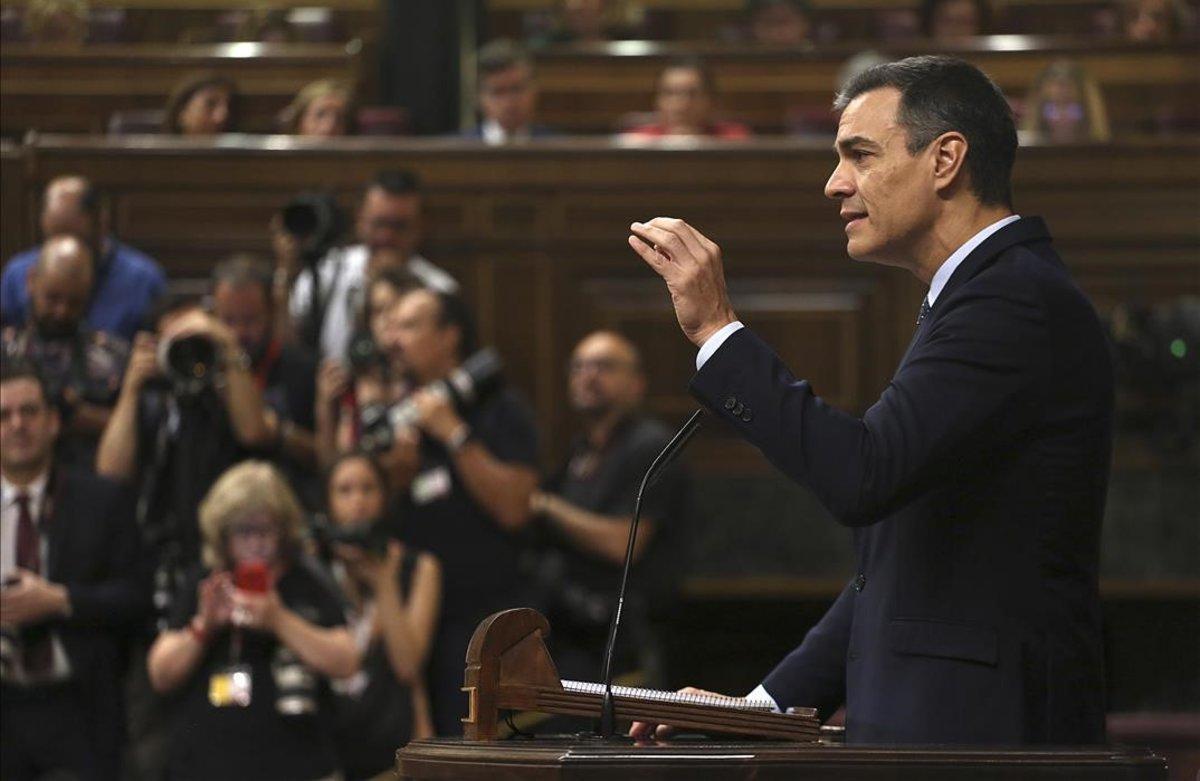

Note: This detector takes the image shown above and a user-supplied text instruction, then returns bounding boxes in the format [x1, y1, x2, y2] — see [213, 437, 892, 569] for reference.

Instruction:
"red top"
[622, 120, 753, 140]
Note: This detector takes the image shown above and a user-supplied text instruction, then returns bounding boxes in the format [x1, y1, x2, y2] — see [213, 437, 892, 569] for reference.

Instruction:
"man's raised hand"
[628, 218, 738, 348]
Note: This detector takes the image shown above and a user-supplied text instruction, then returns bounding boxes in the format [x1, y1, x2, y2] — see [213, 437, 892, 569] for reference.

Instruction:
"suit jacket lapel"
[46, 470, 71, 580]
[897, 216, 1053, 368]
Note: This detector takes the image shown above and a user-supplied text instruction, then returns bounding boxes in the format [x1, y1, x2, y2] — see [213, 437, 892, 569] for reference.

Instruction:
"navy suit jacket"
[38, 467, 149, 779]
[691, 217, 1113, 744]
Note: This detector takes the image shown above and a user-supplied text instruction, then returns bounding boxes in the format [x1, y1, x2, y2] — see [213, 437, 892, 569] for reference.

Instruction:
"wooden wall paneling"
[0, 143, 32, 266]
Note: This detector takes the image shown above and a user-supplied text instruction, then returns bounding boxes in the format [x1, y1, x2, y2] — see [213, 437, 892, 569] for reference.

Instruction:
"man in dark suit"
[627, 56, 1113, 744]
[1, 357, 148, 780]
[462, 39, 557, 145]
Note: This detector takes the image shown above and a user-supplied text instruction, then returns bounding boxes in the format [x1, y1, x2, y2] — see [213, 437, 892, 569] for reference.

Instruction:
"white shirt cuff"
[746, 684, 782, 713]
[696, 321, 745, 370]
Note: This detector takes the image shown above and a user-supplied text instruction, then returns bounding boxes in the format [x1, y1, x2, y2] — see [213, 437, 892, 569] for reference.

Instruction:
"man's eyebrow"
[835, 135, 881, 153]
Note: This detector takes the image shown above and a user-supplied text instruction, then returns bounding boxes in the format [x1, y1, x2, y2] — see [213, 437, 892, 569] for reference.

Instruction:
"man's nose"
[824, 162, 853, 201]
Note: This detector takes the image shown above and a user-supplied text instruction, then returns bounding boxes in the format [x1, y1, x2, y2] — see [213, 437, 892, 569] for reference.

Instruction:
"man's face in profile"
[356, 187, 422, 259]
[825, 87, 938, 268]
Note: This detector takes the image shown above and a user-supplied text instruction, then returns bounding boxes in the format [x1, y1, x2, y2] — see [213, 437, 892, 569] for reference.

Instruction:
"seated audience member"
[1121, 0, 1194, 40]
[315, 267, 421, 471]
[746, 0, 813, 46]
[96, 294, 287, 614]
[919, 0, 989, 41]
[1, 175, 166, 341]
[323, 452, 440, 775]
[210, 255, 318, 495]
[386, 288, 539, 735]
[1, 235, 128, 469]
[146, 461, 356, 781]
[22, 0, 87, 44]
[622, 58, 752, 140]
[1021, 60, 1111, 143]
[528, 331, 689, 683]
[274, 170, 458, 361]
[529, 0, 623, 45]
[1, 357, 148, 781]
[163, 72, 239, 135]
[282, 79, 356, 137]
[466, 40, 555, 144]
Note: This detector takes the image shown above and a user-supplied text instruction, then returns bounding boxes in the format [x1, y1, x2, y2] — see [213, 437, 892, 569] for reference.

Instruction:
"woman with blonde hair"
[147, 461, 357, 781]
[1021, 60, 1111, 143]
[282, 79, 356, 137]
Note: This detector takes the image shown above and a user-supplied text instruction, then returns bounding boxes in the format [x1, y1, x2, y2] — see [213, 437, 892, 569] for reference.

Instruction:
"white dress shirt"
[481, 119, 532, 146]
[696, 215, 1022, 370]
[1, 471, 72, 684]
[290, 246, 459, 361]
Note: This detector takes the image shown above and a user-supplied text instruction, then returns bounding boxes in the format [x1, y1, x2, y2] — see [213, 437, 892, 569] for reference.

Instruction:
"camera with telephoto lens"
[157, 333, 220, 396]
[309, 512, 390, 557]
[280, 192, 345, 262]
[359, 347, 505, 453]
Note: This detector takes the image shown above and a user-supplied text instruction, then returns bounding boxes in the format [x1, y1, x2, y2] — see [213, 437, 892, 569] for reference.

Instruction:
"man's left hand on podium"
[628, 686, 730, 741]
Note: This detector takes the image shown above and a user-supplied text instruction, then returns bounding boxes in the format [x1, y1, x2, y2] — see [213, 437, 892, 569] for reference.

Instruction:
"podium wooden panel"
[397, 738, 1167, 780]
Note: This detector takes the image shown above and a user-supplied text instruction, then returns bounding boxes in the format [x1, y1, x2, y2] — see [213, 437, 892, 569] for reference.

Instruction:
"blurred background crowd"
[0, 1, 1197, 780]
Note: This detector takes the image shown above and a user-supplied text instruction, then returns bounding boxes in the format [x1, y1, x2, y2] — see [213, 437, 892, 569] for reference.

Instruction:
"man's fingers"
[630, 221, 693, 265]
[628, 234, 672, 277]
[643, 217, 710, 263]
[628, 720, 656, 740]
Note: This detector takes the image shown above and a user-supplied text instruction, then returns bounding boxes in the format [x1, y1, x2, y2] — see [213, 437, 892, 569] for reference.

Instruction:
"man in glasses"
[273, 170, 458, 361]
[528, 330, 691, 685]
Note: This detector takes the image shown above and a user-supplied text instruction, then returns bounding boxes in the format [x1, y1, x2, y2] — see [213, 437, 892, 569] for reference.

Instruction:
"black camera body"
[309, 513, 390, 557]
[157, 333, 220, 396]
[281, 192, 345, 263]
[359, 348, 505, 453]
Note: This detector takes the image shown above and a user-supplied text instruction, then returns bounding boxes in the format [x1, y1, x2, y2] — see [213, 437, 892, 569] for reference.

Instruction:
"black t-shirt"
[165, 557, 347, 781]
[398, 387, 539, 620]
[545, 414, 690, 604]
[137, 386, 242, 570]
[260, 341, 317, 432]
[330, 549, 419, 781]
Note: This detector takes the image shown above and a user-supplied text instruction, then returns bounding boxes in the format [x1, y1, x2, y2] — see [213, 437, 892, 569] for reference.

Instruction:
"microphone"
[596, 408, 706, 738]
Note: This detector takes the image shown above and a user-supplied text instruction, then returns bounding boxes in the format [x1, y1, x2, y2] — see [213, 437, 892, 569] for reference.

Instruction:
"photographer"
[2, 235, 129, 469]
[210, 254, 319, 498]
[529, 331, 690, 684]
[147, 461, 356, 781]
[272, 170, 458, 361]
[314, 267, 421, 472]
[322, 452, 440, 776]
[96, 293, 284, 573]
[1, 357, 148, 781]
[386, 287, 539, 735]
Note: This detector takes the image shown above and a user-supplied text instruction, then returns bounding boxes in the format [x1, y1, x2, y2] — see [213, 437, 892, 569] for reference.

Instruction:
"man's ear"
[931, 131, 969, 195]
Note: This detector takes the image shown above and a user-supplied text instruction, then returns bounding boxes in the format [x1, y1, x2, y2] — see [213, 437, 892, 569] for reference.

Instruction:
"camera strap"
[252, 339, 283, 391]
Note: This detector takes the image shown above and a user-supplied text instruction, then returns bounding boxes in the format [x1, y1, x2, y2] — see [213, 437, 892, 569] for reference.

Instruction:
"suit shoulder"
[60, 467, 128, 504]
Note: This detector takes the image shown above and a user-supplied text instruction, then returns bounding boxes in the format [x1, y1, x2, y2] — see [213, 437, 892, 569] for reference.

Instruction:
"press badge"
[411, 466, 452, 505]
[209, 665, 253, 707]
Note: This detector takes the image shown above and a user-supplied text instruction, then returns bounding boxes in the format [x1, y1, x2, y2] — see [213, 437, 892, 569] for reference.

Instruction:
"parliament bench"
[528, 39, 1200, 135]
[0, 41, 363, 137]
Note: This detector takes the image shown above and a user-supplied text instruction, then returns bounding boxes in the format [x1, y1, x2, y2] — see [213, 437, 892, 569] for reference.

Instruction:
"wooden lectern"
[396, 608, 1168, 780]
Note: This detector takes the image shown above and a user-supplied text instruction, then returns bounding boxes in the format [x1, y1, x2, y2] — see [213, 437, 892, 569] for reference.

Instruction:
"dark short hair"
[432, 290, 478, 360]
[834, 55, 1016, 207]
[366, 170, 421, 200]
[660, 56, 717, 95]
[211, 253, 273, 301]
[325, 450, 391, 500]
[0, 356, 51, 406]
[145, 291, 205, 333]
[163, 71, 240, 134]
[478, 39, 532, 79]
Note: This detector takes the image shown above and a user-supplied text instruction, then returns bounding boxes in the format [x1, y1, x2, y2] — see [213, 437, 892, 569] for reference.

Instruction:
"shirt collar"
[927, 215, 1021, 306]
[1, 471, 50, 507]
[481, 119, 530, 146]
